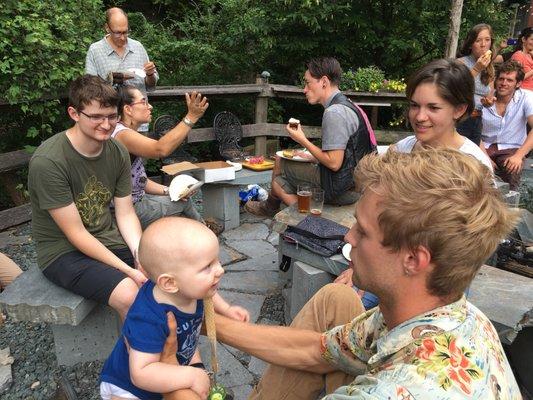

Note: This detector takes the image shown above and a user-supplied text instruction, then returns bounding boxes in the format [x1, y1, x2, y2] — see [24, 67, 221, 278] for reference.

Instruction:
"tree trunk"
[444, 0, 464, 58]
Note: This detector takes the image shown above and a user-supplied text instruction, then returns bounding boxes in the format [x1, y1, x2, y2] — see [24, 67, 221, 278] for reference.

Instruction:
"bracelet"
[183, 116, 195, 127]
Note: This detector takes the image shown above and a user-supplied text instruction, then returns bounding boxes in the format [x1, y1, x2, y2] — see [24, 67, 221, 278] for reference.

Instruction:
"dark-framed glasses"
[78, 110, 120, 124]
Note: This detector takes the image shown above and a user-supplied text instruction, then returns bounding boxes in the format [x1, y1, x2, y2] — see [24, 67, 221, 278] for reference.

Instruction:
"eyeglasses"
[130, 98, 149, 107]
[78, 110, 120, 124]
[108, 28, 129, 38]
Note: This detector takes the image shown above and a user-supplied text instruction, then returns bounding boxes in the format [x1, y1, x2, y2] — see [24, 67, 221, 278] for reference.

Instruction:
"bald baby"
[138, 216, 218, 282]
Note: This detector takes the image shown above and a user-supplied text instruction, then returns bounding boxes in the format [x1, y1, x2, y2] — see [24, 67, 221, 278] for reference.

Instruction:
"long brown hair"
[458, 23, 495, 86]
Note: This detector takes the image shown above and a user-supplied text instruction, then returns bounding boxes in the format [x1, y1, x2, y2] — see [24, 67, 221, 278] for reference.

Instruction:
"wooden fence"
[0, 81, 408, 229]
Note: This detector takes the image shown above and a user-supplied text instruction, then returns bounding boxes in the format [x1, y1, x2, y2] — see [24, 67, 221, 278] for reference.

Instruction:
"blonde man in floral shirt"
[190, 149, 521, 400]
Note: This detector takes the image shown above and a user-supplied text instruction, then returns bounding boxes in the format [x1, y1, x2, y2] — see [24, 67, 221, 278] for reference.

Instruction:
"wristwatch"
[183, 116, 195, 127]
[163, 186, 169, 196]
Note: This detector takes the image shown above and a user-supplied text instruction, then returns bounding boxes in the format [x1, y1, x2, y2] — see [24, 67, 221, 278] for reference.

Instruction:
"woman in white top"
[394, 58, 493, 171]
[335, 58, 493, 296]
[113, 85, 209, 228]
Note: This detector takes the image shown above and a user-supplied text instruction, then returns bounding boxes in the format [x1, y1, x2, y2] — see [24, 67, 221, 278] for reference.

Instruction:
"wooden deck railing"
[0, 81, 408, 229]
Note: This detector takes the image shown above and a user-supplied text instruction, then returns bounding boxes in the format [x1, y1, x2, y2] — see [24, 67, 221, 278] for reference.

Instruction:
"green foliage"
[0, 0, 103, 149]
[341, 67, 385, 92]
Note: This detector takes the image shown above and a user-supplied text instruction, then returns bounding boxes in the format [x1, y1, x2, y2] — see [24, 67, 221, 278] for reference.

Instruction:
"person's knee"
[108, 278, 138, 317]
[314, 283, 359, 307]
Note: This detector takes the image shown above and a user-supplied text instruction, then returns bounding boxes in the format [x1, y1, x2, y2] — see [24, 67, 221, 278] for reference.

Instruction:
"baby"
[100, 217, 249, 399]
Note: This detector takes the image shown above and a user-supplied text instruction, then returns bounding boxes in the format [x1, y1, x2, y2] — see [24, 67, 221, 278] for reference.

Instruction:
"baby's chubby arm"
[129, 348, 210, 398]
[213, 292, 250, 322]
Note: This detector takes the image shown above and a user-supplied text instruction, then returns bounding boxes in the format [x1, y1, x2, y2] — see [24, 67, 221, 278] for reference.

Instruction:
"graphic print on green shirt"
[75, 175, 113, 227]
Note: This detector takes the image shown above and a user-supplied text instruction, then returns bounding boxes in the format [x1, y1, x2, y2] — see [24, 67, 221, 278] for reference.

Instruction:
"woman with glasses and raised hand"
[113, 85, 209, 228]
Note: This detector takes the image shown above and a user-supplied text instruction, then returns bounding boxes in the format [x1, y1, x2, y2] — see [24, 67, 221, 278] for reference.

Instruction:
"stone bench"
[273, 204, 533, 344]
[0, 266, 120, 366]
[202, 168, 272, 230]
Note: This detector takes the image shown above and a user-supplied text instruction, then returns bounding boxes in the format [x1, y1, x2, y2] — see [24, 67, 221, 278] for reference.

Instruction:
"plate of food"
[169, 174, 204, 201]
[241, 155, 275, 171]
[276, 149, 312, 162]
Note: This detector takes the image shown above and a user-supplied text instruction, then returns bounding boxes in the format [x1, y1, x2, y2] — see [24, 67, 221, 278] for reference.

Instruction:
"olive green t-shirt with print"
[28, 131, 132, 269]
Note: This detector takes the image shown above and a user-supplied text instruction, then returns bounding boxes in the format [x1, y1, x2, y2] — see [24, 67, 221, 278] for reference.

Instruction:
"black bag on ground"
[282, 216, 349, 257]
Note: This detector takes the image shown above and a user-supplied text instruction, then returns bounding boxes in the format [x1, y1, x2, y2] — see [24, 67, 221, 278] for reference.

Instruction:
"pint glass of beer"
[297, 184, 312, 213]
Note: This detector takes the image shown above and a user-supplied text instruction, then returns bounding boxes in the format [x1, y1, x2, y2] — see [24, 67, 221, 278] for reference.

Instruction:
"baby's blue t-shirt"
[100, 280, 204, 399]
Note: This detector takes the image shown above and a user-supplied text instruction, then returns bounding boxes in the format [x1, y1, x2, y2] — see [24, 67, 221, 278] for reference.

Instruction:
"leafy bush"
[0, 0, 104, 149]
[341, 66, 385, 92]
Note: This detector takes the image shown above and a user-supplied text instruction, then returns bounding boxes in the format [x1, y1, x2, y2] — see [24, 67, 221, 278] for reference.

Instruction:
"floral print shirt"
[321, 297, 521, 399]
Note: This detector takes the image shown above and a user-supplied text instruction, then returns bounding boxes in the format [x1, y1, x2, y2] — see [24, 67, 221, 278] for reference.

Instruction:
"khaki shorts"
[274, 159, 320, 194]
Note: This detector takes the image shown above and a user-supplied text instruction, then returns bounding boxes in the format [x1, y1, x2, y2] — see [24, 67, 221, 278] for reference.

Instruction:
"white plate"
[342, 243, 352, 261]
[128, 68, 146, 78]
[227, 161, 243, 171]
[169, 174, 204, 201]
[276, 150, 312, 162]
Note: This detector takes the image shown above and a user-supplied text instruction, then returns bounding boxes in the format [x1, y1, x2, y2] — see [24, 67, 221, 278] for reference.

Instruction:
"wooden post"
[254, 77, 268, 155]
[444, 0, 464, 58]
[371, 106, 378, 129]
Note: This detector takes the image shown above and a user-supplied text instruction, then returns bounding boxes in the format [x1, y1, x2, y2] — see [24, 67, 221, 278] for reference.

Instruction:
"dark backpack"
[319, 93, 377, 205]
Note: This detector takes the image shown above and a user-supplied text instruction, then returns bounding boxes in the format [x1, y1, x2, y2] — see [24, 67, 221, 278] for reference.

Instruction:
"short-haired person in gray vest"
[245, 57, 376, 217]
[85, 7, 158, 132]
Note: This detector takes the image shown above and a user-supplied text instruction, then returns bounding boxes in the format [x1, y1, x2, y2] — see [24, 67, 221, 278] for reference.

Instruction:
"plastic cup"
[297, 184, 312, 213]
[310, 188, 324, 216]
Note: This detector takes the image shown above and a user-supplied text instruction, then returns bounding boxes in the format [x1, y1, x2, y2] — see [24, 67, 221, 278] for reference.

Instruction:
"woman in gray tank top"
[456, 24, 496, 145]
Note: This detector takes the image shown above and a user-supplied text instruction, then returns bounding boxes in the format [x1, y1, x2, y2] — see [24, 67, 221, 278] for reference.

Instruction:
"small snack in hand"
[282, 149, 294, 159]
[288, 118, 300, 128]
[484, 50, 492, 59]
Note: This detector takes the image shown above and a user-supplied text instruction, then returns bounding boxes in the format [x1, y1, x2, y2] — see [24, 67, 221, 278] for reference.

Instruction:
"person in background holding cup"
[511, 27, 533, 91]
[455, 23, 496, 145]
[85, 7, 158, 132]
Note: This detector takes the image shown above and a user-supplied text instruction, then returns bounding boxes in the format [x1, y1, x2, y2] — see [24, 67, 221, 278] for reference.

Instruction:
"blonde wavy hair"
[355, 149, 519, 299]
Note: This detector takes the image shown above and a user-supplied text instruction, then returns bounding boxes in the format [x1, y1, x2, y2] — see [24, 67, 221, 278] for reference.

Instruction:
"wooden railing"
[0, 81, 408, 229]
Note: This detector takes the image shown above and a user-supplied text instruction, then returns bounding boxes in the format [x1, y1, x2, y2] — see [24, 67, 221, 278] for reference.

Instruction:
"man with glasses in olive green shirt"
[28, 75, 146, 320]
[85, 7, 158, 132]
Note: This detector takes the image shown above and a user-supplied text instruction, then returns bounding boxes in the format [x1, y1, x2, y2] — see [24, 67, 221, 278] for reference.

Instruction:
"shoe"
[244, 200, 279, 218]
[204, 217, 224, 236]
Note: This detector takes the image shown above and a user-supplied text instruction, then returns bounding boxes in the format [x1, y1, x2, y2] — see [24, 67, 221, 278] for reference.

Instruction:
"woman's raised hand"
[474, 51, 491, 72]
[185, 91, 209, 122]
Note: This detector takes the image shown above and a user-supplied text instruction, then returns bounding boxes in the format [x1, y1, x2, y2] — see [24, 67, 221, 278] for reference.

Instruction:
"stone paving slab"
[198, 336, 254, 388]
[217, 290, 265, 323]
[219, 271, 280, 294]
[219, 244, 246, 266]
[222, 223, 269, 241]
[231, 384, 254, 400]
[226, 240, 277, 259]
[248, 356, 268, 378]
[224, 252, 278, 272]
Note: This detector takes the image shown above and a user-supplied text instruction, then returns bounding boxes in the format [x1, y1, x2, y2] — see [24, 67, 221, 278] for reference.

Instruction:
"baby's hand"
[189, 367, 210, 399]
[223, 305, 250, 322]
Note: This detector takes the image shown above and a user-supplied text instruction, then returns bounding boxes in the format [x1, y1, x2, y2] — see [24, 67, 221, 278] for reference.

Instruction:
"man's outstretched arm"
[214, 314, 334, 373]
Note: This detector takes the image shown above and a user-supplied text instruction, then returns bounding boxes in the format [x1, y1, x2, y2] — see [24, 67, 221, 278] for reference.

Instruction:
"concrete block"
[469, 265, 533, 342]
[0, 267, 95, 325]
[290, 261, 333, 319]
[51, 305, 120, 366]
[0, 348, 13, 394]
[202, 186, 241, 230]
[504, 190, 520, 207]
